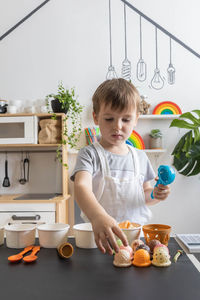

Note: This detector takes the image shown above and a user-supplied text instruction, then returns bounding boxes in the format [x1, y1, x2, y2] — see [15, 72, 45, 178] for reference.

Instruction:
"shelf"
[139, 114, 180, 120]
[0, 194, 70, 203]
[0, 144, 59, 147]
[143, 149, 166, 153]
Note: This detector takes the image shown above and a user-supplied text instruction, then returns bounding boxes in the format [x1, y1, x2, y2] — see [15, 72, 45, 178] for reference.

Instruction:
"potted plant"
[149, 129, 163, 149]
[45, 82, 83, 166]
[170, 110, 200, 176]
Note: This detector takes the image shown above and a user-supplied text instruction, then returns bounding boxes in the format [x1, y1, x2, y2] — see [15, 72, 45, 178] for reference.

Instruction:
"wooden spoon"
[23, 246, 41, 263]
[8, 245, 34, 262]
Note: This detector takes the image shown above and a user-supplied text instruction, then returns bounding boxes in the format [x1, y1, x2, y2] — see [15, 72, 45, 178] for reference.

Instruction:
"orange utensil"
[23, 246, 41, 263]
[8, 245, 34, 262]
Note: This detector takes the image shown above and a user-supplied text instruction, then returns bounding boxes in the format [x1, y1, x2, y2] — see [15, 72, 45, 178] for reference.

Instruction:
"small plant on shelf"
[149, 129, 163, 139]
[149, 129, 163, 149]
[45, 82, 83, 167]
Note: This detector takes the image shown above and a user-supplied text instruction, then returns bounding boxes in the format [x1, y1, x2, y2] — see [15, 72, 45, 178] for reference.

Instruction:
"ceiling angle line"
[0, 0, 51, 42]
[120, 0, 200, 59]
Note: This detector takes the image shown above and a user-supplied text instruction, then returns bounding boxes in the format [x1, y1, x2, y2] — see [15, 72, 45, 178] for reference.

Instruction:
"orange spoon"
[8, 245, 34, 262]
[23, 246, 41, 262]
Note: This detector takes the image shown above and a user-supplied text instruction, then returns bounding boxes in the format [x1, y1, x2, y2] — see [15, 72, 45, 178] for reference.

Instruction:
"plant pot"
[51, 99, 69, 113]
[149, 137, 162, 149]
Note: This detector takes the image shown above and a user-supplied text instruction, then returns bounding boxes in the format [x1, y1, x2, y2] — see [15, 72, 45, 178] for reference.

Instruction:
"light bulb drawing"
[106, 0, 117, 80]
[121, 3, 131, 81]
[167, 38, 176, 84]
[150, 27, 164, 90]
[136, 16, 147, 81]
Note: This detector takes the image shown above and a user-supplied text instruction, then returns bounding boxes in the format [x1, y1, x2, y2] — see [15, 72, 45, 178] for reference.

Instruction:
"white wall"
[0, 0, 200, 233]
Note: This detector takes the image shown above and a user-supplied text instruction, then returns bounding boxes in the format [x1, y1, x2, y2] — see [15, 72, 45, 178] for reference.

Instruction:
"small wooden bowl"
[142, 224, 171, 246]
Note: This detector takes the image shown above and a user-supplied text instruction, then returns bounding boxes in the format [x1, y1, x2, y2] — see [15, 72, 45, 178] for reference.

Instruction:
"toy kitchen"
[0, 113, 70, 227]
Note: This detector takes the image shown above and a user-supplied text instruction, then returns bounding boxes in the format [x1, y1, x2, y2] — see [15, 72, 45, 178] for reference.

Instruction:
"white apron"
[81, 142, 152, 225]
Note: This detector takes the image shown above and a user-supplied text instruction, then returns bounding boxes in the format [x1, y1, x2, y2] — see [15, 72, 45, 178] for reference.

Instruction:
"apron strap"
[93, 142, 111, 177]
[127, 145, 140, 177]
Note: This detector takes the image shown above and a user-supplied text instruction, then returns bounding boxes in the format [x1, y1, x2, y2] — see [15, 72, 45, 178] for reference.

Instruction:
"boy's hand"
[91, 214, 128, 255]
[153, 177, 170, 200]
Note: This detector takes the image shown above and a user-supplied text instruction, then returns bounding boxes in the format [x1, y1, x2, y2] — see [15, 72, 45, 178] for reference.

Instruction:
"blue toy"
[151, 165, 176, 199]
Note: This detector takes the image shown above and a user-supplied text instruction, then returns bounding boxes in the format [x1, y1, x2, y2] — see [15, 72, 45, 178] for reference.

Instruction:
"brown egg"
[148, 239, 161, 253]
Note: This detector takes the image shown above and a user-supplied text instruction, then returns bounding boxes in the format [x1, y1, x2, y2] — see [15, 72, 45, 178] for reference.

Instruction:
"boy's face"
[93, 103, 139, 148]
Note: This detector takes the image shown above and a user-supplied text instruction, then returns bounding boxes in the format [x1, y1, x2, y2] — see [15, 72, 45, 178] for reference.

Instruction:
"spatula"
[2, 159, 10, 187]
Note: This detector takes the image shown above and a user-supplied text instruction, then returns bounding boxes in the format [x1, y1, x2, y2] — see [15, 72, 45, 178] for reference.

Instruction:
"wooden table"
[0, 238, 199, 300]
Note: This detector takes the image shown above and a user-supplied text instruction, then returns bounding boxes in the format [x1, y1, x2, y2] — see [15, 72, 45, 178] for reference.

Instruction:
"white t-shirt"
[70, 144, 155, 188]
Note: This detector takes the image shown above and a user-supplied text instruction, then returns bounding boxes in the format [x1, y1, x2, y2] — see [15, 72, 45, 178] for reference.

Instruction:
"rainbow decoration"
[153, 101, 182, 115]
[126, 130, 145, 149]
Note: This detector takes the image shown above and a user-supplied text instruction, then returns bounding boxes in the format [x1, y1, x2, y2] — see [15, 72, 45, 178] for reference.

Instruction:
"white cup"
[7, 105, 17, 113]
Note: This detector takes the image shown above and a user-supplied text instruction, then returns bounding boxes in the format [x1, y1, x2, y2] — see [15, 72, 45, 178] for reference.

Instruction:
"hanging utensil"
[24, 152, 30, 183]
[19, 152, 26, 185]
[106, 0, 117, 79]
[150, 27, 164, 90]
[136, 16, 147, 81]
[2, 153, 10, 187]
[121, 3, 131, 81]
[167, 38, 176, 84]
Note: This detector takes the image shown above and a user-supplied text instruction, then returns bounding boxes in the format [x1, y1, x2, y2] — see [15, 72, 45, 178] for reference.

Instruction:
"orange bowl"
[142, 224, 171, 246]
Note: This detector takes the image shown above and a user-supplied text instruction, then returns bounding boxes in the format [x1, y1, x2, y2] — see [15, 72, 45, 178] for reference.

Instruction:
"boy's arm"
[74, 170, 128, 255]
[143, 180, 170, 206]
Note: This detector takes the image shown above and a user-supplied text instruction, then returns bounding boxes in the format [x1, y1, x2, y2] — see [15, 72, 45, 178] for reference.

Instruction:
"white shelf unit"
[136, 114, 179, 154]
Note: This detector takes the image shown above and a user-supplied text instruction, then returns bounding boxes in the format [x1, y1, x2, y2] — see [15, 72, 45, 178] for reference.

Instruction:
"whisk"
[106, 0, 117, 80]
[121, 3, 131, 81]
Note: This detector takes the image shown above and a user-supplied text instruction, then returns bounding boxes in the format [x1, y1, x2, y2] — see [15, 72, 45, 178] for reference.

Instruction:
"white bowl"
[121, 225, 141, 245]
[73, 223, 97, 249]
[10, 100, 22, 107]
[4, 224, 36, 249]
[37, 223, 70, 248]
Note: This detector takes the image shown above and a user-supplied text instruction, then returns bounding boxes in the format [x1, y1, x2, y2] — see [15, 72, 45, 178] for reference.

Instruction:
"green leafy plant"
[170, 110, 200, 176]
[149, 129, 162, 138]
[45, 82, 83, 166]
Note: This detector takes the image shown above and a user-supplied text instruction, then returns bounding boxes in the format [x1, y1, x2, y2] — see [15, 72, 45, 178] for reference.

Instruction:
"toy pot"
[51, 99, 69, 113]
[149, 137, 162, 149]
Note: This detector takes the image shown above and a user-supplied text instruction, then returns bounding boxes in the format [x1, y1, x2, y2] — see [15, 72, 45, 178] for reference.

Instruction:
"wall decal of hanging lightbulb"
[121, 3, 131, 81]
[150, 27, 165, 90]
[167, 38, 176, 84]
[136, 16, 147, 81]
[106, 0, 117, 80]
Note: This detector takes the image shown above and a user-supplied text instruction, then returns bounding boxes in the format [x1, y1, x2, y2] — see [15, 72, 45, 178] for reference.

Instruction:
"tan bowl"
[142, 224, 171, 246]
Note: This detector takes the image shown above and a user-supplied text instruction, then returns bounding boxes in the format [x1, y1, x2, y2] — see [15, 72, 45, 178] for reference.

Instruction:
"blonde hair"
[92, 78, 141, 114]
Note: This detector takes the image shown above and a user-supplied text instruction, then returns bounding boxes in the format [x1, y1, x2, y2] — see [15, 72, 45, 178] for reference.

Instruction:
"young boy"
[71, 79, 170, 255]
